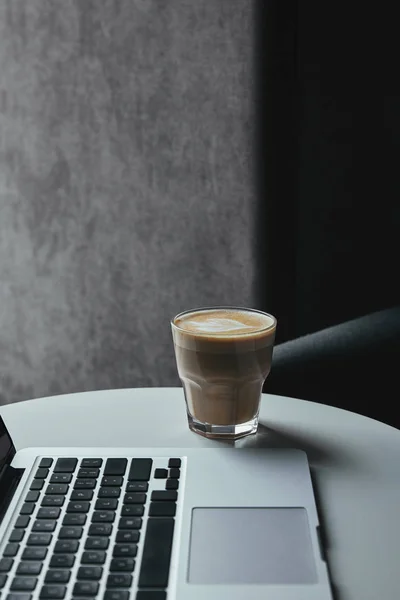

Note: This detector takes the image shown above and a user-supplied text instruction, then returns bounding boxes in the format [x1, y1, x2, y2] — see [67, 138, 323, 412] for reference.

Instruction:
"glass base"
[187, 414, 258, 440]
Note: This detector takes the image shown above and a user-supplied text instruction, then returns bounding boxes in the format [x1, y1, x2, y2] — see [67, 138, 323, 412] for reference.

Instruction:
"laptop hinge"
[0, 415, 25, 526]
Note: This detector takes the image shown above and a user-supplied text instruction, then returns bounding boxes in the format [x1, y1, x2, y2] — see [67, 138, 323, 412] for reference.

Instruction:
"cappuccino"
[171, 307, 276, 439]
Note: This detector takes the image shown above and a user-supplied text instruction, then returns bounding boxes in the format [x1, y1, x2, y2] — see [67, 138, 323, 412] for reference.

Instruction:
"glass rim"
[171, 306, 277, 337]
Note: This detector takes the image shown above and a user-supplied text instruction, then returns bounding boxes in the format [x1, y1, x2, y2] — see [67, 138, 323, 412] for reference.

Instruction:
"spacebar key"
[138, 518, 174, 588]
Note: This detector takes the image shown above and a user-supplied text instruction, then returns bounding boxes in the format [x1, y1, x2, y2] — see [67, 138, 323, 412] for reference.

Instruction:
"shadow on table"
[237, 422, 357, 471]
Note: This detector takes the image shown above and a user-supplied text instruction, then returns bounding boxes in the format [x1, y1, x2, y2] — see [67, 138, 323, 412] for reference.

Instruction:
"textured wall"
[0, 0, 256, 404]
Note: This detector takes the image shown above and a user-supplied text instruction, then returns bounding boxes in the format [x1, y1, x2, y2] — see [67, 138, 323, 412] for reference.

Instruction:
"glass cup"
[171, 306, 277, 440]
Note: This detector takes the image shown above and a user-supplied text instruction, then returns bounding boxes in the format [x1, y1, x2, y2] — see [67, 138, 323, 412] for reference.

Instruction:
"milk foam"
[175, 309, 274, 337]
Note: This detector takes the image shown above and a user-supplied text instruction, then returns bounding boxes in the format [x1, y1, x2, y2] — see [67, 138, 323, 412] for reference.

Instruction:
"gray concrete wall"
[0, 0, 256, 405]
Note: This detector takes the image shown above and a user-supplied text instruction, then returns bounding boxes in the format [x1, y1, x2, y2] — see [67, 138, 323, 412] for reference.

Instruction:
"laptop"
[0, 415, 333, 600]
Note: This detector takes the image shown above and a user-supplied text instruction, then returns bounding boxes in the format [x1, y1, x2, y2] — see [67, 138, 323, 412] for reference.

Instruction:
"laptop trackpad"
[188, 507, 317, 584]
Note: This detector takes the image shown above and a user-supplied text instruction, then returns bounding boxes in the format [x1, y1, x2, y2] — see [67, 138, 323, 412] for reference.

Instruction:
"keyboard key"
[39, 458, 53, 469]
[71, 489, 93, 501]
[67, 501, 90, 513]
[59, 527, 83, 539]
[0, 567, 12, 585]
[124, 493, 146, 504]
[39, 584, 66, 599]
[88, 524, 113, 536]
[81, 551, 106, 565]
[105, 592, 130, 600]
[169, 468, 180, 479]
[30, 479, 44, 491]
[126, 482, 148, 492]
[118, 517, 142, 530]
[101, 476, 123, 487]
[95, 499, 118, 510]
[138, 517, 174, 588]
[11, 577, 37, 591]
[110, 559, 135, 572]
[121, 505, 144, 517]
[107, 573, 132, 588]
[45, 570, 71, 584]
[151, 490, 177, 502]
[149, 502, 176, 517]
[92, 511, 115, 523]
[32, 521, 56, 533]
[3, 544, 19, 557]
[25, 491, 40, 502]
[104, 459, 127, 476]
[116, 530, 140, 543]
[106, 573, 132, 588]
[73, 581, 99, 596]
[54, 541, 79, 553]
[33, 510, 58, 523]
[50, 473, 72, 484]
[20, 503, 35, 515]
[77, 566, 103, 580]
[15, 516, 30, 528]
[17, 562, 42, 575]
[74, 479, 96, 490]
[21, 548, 47, 561]
[37, 507, 60, 519]
[85, 538, 109, 550]
[6, 593, 33, 600]
[81, 459, 103, 468]
[154, 469, 168, 479]
[165, 479, 179, 491]
[50, 555, 75, 568]
[136, 593, 166, 600]
[45, 484, 68, 495]
[54, 458, 77, 473]
[77, 469, 99, 478]
[63, 514, 87, 526]
[97, 488, 121, 499]
[168, 458, 181, 468]
[41, 496, 65, 507]
[35, 468, 49, 479]
[113, 545, 137, 558]
[128, 459, 152, 482]
[0, 558, 13, 572]
[27, 533, 52, 546]
[9, 529, 25, 542]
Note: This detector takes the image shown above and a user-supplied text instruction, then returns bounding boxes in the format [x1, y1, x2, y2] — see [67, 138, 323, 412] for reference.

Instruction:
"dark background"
[256, 0, 399, 344]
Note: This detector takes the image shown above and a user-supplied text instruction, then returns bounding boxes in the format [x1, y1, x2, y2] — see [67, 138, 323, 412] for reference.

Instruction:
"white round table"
[1, 388, 400, 600]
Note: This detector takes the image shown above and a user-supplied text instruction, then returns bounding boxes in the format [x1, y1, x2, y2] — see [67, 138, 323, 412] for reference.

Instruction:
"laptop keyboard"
[0, 456, 183, 600]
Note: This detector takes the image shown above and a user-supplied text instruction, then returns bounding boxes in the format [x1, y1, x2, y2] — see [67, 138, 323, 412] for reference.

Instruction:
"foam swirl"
[174, 309, 274, 337]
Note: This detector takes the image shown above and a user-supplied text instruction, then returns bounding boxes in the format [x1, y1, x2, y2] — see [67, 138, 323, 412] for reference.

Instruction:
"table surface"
[1, 387, 400, 600]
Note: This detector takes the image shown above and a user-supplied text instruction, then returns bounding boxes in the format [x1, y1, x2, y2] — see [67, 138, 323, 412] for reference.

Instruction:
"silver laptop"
[0, 415, 333, 600]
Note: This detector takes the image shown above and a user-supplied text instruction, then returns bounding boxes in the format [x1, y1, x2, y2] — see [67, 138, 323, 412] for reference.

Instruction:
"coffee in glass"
[171, 306, 276, 439]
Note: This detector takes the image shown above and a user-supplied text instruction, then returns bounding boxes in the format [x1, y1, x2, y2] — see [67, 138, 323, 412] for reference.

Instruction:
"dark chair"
[265, 306, 400, 429]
